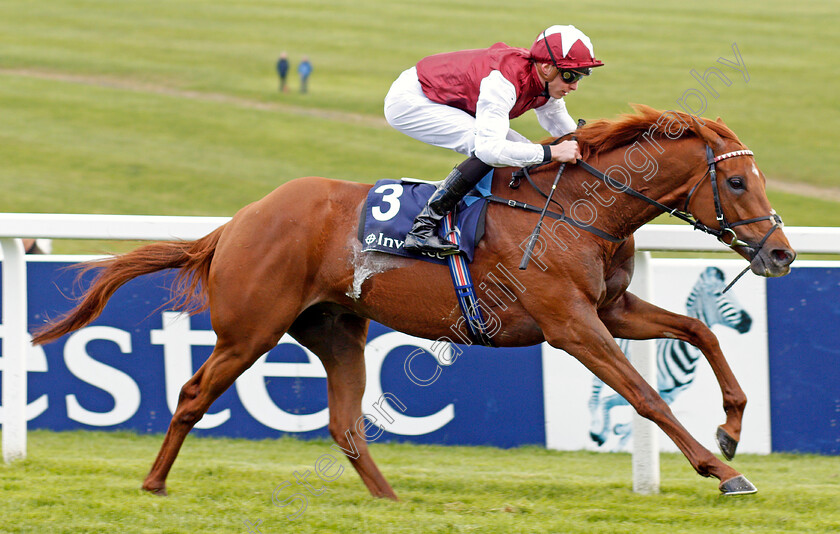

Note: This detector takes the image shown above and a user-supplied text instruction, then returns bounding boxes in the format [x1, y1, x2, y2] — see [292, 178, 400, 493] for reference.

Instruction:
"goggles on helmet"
[540, 30, 593, 84]
[559, 68, 591, 84]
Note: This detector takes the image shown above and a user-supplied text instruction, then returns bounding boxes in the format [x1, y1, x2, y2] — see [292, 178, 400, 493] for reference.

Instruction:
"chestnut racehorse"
[32, 105, 795, 498]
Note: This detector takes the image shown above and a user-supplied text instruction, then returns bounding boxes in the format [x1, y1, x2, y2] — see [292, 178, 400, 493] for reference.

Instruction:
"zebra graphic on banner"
[588, 267, 753, 449]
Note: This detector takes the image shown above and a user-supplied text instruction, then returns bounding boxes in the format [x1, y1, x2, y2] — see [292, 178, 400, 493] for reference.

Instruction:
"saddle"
[358, 173, 496, 346]
[358, 173, 492, 265]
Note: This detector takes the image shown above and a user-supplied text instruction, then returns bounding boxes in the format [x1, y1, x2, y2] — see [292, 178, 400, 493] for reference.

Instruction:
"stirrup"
[404, 233, 458, 255]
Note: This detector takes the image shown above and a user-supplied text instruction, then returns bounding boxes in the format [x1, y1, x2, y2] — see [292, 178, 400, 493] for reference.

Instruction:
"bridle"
[502, 141, 785, 290]
[683, 145, 783, 260]
[508, 143, 782, 251]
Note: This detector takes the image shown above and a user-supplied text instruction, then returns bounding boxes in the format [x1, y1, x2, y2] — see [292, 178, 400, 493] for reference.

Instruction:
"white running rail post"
[1, 238, 28, 462]
[628, 251, 660, 494]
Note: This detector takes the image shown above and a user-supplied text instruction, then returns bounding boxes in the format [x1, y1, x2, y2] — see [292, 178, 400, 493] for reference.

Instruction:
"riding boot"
[404, 156, 491, 255]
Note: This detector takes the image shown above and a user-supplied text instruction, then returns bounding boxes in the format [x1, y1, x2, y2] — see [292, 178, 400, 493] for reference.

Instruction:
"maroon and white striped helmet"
[530, 25, 604, 69]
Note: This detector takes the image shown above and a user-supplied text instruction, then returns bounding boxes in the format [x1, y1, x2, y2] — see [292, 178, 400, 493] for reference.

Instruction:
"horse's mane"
[573, 104, 743, 160]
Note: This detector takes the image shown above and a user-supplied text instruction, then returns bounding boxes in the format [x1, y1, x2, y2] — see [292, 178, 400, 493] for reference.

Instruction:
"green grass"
[1, 430, 838, 533]
[0, 0, 838, 254]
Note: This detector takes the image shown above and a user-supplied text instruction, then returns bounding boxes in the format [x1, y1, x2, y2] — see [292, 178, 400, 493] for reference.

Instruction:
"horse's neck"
[565, 137, 704, 240]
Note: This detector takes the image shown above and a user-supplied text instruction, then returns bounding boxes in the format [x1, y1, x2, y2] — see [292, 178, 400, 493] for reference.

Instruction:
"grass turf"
[1, 430, 838, 533]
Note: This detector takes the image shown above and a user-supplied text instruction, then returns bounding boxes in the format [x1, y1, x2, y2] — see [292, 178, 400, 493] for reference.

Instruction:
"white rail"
[1, 215, 838, 495]
[0, 213, 230, 241]
[1, 239, 27, 463]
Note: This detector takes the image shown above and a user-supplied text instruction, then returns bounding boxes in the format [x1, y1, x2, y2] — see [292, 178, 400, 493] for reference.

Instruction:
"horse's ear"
[688, 114, 725, 149]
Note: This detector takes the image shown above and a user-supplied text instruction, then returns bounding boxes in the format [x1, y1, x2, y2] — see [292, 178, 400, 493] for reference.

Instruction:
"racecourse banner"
[0, 257, 837, 455]
[543, 260, 771, 455]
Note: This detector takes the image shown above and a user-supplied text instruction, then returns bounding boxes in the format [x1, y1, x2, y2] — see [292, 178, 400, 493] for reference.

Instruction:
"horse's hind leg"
[143, 263, 303, 494]
[288, 306, 398, 500]
[600, 291, 747, 460]
[142, 333, 281, 495]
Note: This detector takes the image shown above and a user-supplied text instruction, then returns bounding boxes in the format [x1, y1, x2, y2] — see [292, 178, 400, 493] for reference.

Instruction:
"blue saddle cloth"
[358, 172, 492, 265]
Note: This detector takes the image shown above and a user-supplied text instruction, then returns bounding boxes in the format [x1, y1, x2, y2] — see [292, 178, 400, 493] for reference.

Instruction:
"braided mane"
[573, 104, 743, 160]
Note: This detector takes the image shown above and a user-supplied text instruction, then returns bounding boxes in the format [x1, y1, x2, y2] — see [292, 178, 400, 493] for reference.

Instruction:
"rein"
[496, 144, 783, 289]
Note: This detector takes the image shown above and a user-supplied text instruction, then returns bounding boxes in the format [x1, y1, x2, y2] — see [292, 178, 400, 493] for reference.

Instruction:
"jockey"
[384, 25, 604, 255]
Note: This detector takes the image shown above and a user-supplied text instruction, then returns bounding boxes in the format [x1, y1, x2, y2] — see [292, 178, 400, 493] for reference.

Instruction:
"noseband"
[683, 146, 783, 260]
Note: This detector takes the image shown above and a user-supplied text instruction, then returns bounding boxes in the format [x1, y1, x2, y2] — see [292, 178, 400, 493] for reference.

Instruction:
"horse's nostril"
[771, 248, 795, 265]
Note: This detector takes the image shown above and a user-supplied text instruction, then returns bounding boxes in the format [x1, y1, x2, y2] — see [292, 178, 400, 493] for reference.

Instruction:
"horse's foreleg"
[546, 309, 753, 494]
[600, 291, 746, 460]
[289, 310, 398, 500]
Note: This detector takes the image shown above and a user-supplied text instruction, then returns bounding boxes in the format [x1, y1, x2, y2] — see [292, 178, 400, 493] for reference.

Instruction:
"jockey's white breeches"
[384, 67, 531, 158]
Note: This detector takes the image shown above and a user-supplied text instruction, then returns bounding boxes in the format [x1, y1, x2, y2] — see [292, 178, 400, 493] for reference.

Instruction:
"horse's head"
[684, 119, 796, 277]
[686, 267, 752, 333]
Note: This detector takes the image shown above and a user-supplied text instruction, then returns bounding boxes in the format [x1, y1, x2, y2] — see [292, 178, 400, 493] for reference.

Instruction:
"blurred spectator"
[298, 56, 313, 93]
[276, 52, 290, 92]
[23, 239, 52, 254]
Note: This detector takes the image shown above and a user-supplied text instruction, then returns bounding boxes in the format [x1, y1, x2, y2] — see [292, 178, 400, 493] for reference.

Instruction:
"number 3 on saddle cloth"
[358, 172, 495, 346]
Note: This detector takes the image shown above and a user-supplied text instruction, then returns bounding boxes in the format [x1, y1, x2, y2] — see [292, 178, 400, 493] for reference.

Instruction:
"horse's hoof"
[719, 475, 757, 495]
[716, 426, 738, 461]
[142, 483, 168, 496]
[589, 432, 605, 446]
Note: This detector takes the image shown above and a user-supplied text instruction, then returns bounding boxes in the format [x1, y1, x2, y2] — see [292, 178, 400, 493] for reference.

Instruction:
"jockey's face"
[548, 74, 579, 99]
[536, 63, 581, 99]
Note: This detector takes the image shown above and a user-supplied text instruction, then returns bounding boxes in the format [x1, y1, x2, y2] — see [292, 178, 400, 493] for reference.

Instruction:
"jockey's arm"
[474, 71, 578, 167]
[534, 97, 577, 137]
[534, 93, 581, 162]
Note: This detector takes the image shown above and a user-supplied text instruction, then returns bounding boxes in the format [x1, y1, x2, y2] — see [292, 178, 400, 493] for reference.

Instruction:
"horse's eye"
[728, 176, 745, 190]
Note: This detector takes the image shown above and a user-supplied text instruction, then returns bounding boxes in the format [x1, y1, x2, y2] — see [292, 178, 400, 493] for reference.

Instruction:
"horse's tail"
[31, 226, 225, 346]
